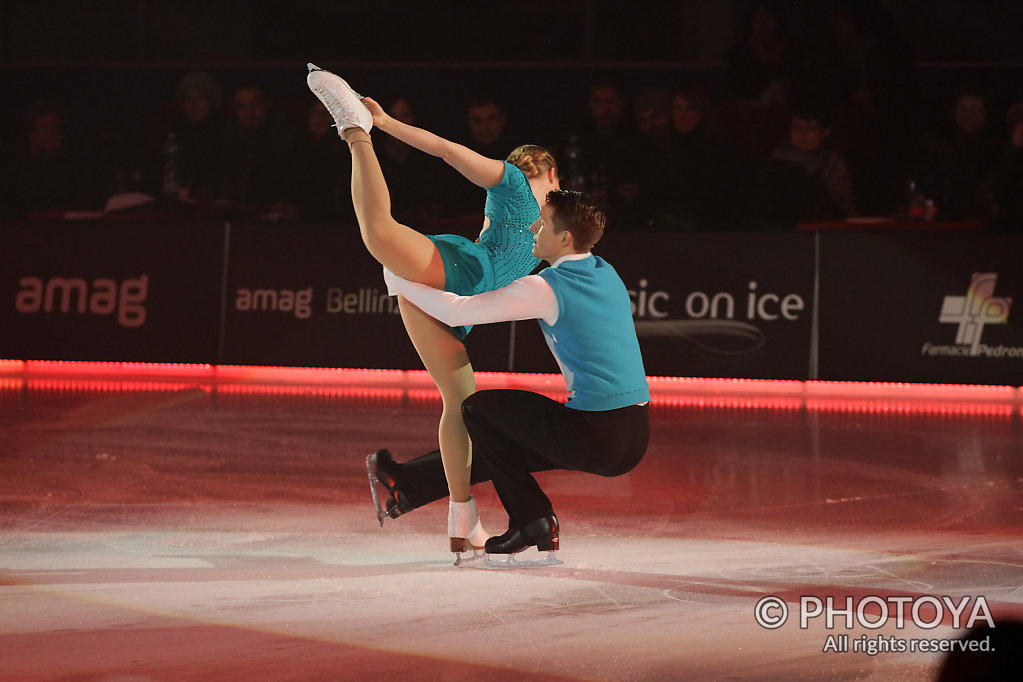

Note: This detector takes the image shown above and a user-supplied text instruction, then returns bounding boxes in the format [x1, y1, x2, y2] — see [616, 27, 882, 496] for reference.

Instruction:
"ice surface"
[1, 379, 1021, 680]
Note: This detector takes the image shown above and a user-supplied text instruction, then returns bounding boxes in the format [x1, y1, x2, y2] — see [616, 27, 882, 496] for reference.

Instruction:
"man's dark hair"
[545, 190, 606, 252]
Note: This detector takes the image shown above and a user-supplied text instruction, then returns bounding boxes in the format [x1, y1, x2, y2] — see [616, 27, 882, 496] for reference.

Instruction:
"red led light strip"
[1, 360, 1019, 415]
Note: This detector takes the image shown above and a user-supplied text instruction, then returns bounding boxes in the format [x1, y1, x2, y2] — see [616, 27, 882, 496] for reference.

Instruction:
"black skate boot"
[366, 449, 413, 526]
[483, 515, 563, 568]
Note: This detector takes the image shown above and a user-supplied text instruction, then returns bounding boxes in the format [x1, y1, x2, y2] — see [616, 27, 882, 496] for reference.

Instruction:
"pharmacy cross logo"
[938, 273, 1011, 355]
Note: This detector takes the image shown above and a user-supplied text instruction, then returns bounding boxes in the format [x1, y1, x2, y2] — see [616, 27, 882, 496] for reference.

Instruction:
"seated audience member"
[911, 87, 1003, 221]
[829, 0, 921, 213]
[462, 92, 514, 158]
[666, 84, 751, 230]
[288, 100, 354, 224]
[561, 79, 637, 224]
[562, 80, 632, 190]
[2, 102, 83, 218]
[617, 87, 676, 229]
[746, 104, 856, 230]
[374, 95, 445, 225]
[988, 101, 1023, 232]
[723, 0, 803, 105]
[443, 91, 517, 218]
[219, 82, 298, 220]
[163, 70, 226, 202]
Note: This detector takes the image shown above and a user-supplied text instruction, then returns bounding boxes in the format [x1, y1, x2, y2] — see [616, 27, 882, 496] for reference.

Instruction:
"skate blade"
[482, 551, 563, 569]
[365, 454, 388, 527]
[453, 549, 484, 567]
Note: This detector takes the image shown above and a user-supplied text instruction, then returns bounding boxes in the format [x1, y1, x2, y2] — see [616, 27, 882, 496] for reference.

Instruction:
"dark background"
[2, 0, 1021, 192]
[2, 1, 1022, 383]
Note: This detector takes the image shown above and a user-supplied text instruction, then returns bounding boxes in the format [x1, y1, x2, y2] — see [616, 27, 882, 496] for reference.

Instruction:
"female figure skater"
[306, 64, 559, 561]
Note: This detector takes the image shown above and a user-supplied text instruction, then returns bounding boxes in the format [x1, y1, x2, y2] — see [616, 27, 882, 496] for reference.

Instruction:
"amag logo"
[235, 287, 313, 319]
[923, 272, 1021, 359]
[15, 275, 149, 328]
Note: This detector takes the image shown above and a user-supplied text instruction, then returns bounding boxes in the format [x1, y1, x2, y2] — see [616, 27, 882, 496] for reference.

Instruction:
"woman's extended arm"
[364, 96, 505, 189]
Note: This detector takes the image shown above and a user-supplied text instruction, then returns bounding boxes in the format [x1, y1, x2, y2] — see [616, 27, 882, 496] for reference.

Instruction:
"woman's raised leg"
[346, 127, 486, 555]
[343, 127, 445, 288]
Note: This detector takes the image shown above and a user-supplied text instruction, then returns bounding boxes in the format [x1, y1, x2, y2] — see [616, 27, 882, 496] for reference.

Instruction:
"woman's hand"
[361, 97, 392, 131]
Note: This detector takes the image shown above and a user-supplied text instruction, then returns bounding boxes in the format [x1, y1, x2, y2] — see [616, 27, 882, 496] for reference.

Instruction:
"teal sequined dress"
[426, 161, 542, 339]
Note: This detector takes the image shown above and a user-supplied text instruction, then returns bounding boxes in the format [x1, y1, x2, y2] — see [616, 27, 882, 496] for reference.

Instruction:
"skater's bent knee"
[461, 394, 478, 419]
[462, 391, 491, 420]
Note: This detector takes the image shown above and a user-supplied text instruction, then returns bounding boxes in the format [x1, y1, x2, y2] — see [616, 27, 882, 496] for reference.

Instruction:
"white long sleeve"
[384, 269, 559, 327]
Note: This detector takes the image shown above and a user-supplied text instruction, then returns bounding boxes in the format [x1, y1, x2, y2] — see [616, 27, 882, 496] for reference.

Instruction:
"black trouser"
[394, 389, 650, 530]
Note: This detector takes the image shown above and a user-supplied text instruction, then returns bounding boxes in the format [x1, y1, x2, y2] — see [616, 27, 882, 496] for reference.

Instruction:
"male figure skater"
[374, 189, 650, 566]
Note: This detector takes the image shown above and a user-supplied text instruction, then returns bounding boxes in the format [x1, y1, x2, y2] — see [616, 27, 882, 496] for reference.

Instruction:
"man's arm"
[384, 270, 558, 327]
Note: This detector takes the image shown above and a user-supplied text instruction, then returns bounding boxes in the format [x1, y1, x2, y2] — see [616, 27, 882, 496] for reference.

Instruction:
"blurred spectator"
[462, 91, 513, 158]
[714, 1, 803, 166]
[374, 95, 443, 225]
[219, 82, 299, 221]
[560, 79, 635, 217]
[746, 104, 856, 230]
[586, 80, 629, 138]
[911, 87, 1004, 221]
[988, 101, 1023, 232]
[830, 0, 921, 214]
[831, 0, 919, 119]
[633, 87, 673, 141]
[2, 102, 84, 218]
[445, 92, 516, 217]
[620, 87, 678, 229]
[724, 1, 803, 105]
[288, 100, 353, 224]
[665, 84, 752, 230]
[162, 70, 225, 202]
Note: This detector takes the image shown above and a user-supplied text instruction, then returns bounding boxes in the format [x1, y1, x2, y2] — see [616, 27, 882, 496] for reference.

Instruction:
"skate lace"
[313, 85, 352, 121]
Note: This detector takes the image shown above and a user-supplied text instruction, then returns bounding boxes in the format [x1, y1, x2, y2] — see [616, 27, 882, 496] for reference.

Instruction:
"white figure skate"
[306, 63, 373, 134]
[449, 497, 488, 566]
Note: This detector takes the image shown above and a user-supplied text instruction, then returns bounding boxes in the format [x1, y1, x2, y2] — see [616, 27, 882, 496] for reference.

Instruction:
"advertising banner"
[220, 224, 514, 371]
[818, 233, 1023, 384]
[512, 232, 817, 379]
[1, 221, 223, 363]
[6, 222, 1019, 386]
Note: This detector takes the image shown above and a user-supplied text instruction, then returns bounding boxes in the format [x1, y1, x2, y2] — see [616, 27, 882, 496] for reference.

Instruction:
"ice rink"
[1, 363, 1021, 681]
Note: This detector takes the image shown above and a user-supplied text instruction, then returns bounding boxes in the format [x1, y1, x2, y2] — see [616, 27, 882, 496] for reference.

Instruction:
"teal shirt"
[479, 161, 543, 288]
[427, 161, 541, 340]
[537, 255, 650, 411]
